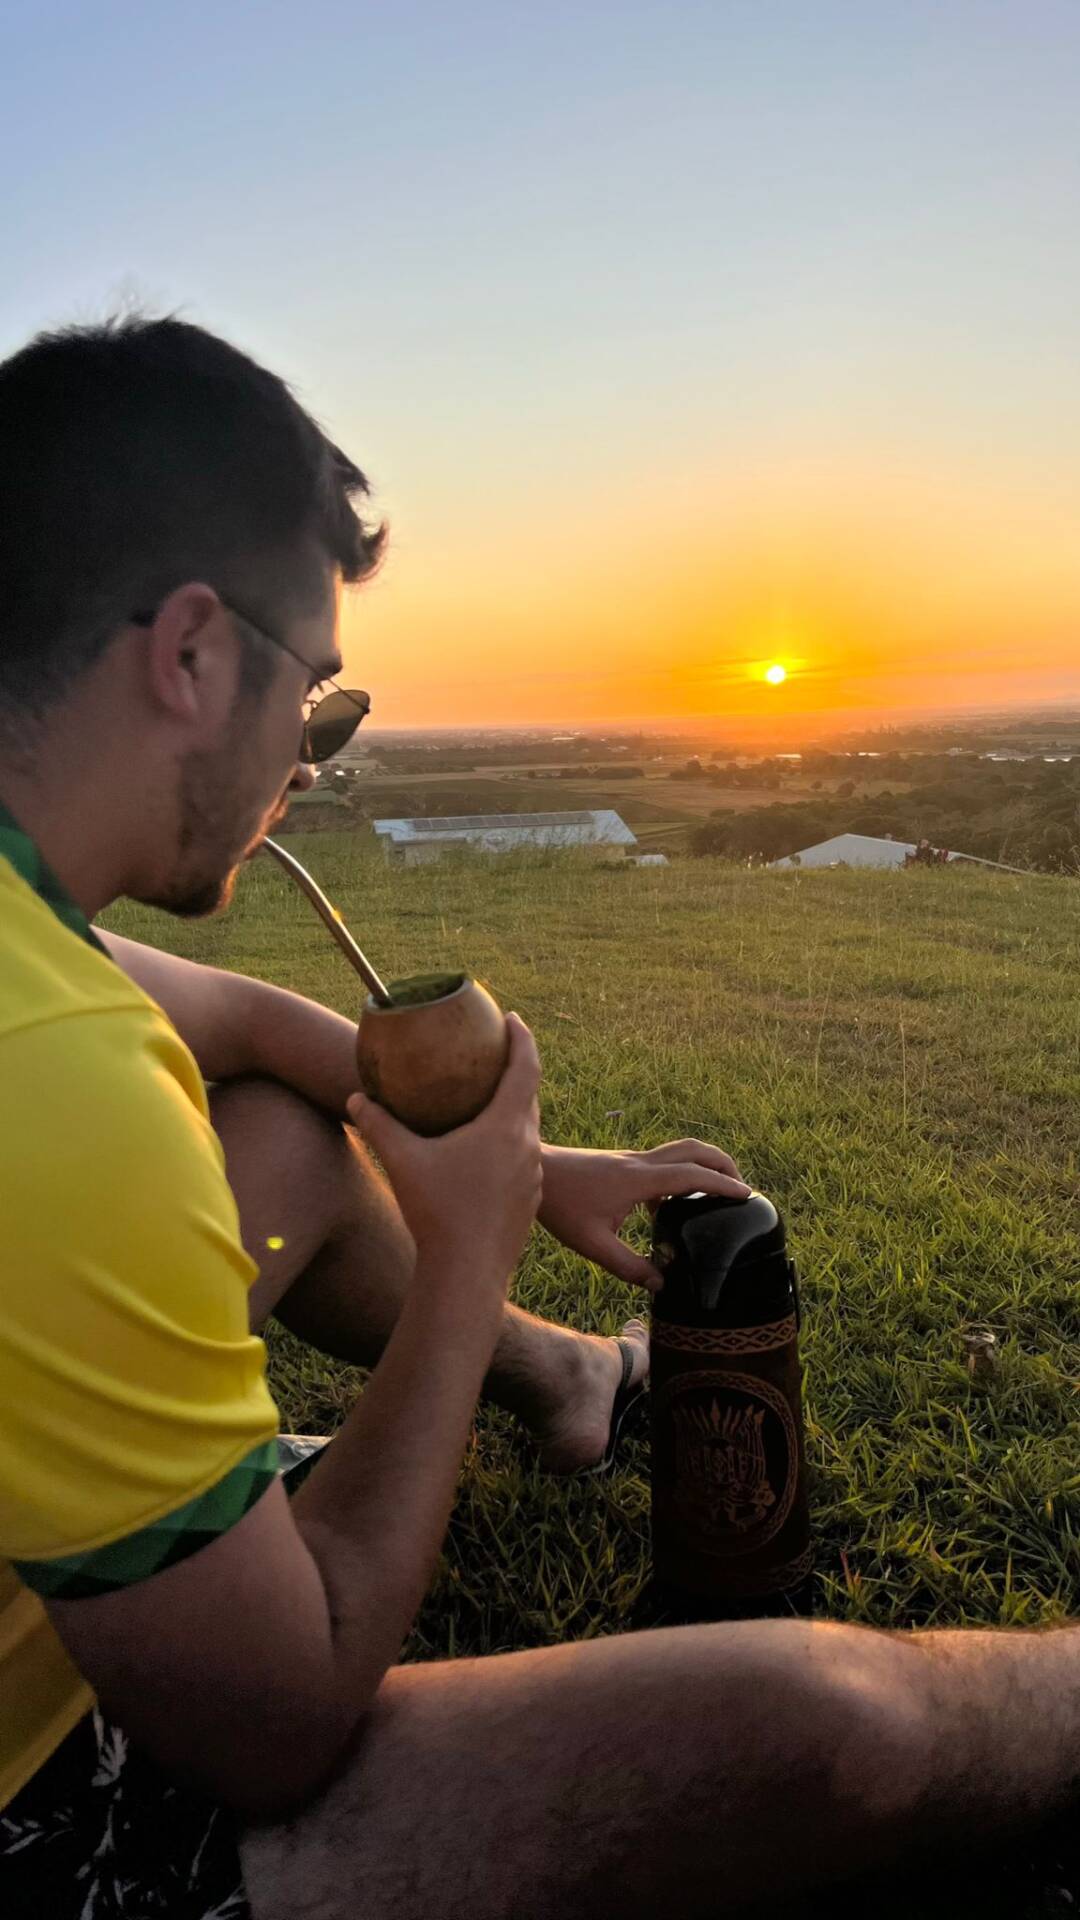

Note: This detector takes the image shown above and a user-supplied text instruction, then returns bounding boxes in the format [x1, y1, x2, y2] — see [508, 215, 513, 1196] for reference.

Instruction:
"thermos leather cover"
[650, 1192, 813, 1617]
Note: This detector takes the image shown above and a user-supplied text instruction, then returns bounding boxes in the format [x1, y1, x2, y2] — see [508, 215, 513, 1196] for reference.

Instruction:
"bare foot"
[530, 1319, 650, 1475]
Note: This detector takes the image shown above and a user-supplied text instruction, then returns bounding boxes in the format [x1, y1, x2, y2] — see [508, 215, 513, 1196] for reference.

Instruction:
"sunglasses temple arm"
[261, 838, 393, 1005]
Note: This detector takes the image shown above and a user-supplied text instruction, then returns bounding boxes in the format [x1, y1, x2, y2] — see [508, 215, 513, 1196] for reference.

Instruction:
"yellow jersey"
[0, 809, 279, 1809]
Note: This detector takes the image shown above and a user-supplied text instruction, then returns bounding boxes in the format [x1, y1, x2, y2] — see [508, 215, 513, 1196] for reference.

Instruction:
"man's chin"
[167, 819, 284, 914]
[142, 865, 241, 920]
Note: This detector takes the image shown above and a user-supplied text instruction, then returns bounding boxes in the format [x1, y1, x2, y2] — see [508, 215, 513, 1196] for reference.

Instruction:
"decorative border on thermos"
[770, 1542, 815, 1590]
[650, 1314, 797, 1356]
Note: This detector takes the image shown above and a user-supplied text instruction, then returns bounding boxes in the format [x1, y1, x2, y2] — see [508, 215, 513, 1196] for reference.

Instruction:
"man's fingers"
[346, 1089, 414, 1162]
[642, 1139, 744, 1181]
[487, 1013, 541, 1117]
[585, 1230, 663, 1292]
[639, 1162, 751, 1202]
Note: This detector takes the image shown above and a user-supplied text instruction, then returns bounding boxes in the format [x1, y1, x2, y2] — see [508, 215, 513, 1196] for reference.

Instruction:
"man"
[1, 316, 1079, 1920]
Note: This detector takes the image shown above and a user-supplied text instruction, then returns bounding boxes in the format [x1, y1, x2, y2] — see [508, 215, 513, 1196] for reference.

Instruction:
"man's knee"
[211, 1075, 350, 1186]
[210, 1076, 355, 1299]
[748, 1625, 927, 1869]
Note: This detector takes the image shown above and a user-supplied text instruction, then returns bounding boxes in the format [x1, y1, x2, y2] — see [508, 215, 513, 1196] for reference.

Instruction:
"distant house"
[374, 809, 637, 866]
[770, 833, 1029, 877]
[770, 833, 924, 871]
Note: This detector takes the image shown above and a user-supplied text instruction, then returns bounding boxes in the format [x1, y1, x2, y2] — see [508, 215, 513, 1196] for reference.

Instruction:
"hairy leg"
[209, 1076, 647, 1469]
[238, 1619, 943, 1920]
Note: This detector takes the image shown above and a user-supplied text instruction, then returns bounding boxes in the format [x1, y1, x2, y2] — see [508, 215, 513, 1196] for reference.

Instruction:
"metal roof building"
[374, 809, 637, 864]
[770, 833, 922, 871]
[770, 833, 1032, 877]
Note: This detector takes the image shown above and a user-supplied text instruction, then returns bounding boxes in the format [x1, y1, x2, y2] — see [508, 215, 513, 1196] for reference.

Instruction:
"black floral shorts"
[0, 1709, 249, 1918]
[1, 1441, 328, 1918]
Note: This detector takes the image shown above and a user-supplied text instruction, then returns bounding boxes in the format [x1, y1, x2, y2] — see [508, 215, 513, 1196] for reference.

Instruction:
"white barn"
[770, 833, 1031, 877]
[374, 809, 638, 865]
[770, 833, 925, 871]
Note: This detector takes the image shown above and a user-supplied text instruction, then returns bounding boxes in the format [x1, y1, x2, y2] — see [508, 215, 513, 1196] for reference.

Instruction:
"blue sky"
[4, 2, 1080, 724]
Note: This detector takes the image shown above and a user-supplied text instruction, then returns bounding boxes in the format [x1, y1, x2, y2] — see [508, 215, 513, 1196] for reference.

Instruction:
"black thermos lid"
[652, 1191, 792, 1318]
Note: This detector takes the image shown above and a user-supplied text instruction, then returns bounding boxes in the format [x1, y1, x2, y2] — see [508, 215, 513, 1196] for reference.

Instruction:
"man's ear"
[140, 583, 228, 723]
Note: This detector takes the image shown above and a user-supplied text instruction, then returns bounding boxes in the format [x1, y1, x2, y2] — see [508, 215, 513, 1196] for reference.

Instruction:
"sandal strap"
[614, 1337, 636, 1395]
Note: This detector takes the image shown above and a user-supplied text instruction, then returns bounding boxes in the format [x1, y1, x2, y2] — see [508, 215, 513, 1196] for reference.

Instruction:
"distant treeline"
[370, 738, 651, 774]
[692, 753, 1080, 871]
[833, 719, 1080, 753]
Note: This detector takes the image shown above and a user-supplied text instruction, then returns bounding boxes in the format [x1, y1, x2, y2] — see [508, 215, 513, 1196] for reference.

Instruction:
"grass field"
[102, 836, 1080, 1660]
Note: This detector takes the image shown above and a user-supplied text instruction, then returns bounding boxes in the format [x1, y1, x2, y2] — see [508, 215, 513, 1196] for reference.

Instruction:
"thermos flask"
[649, 1190, 813, 1621]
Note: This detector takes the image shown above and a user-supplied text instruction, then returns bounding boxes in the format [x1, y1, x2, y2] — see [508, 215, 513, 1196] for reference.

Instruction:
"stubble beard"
[142, 728, 288, 920]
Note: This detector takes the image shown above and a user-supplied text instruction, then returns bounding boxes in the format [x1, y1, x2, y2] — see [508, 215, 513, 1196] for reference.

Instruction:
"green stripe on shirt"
[13, 1440, 280, 1599]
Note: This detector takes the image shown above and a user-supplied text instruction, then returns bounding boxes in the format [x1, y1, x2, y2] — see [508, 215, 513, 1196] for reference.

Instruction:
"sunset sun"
[765, 663, 788, 686]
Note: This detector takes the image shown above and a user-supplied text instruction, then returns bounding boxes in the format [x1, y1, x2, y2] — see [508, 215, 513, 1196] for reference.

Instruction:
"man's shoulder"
[0, 856, 161, 1042]
[0, 953, 207, 1139]
[0, 892, 221, 1229]
[1, 997, 218, 1234]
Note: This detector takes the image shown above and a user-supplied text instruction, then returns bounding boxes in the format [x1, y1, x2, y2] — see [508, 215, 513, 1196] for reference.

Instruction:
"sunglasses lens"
[305, 689, 370, 763]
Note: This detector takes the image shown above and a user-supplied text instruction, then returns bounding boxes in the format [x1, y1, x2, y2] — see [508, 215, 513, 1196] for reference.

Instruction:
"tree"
[690, 819, 730, 856]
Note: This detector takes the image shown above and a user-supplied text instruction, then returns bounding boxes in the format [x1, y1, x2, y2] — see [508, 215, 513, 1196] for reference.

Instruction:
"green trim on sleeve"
[13, 1440, 280, 1600]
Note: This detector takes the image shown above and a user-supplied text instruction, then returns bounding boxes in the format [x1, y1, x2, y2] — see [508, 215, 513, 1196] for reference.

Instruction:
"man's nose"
[289, 762, 317, 793]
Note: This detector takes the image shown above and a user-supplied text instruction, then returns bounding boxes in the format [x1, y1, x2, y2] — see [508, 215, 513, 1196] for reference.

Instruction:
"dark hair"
[0, 312, 385, 719]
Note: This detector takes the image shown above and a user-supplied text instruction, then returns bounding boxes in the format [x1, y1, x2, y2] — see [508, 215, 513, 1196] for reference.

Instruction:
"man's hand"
[538, 1139, 751, 1289]
[347, 1014, 543, 1286]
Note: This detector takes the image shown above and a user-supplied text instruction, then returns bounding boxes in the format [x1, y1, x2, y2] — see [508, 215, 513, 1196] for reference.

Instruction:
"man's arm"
[46, 1020, 542, 1821]
[100, 930, 360, 1116]
[101, 936, 750, 1282]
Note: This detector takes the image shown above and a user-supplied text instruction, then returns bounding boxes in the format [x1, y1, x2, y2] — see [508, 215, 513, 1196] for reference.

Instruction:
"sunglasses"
[130, 597, 371, 764]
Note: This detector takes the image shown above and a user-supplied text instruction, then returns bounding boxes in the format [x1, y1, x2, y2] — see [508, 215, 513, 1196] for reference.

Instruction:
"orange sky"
[8, 2, 1079, 738]
[343, 448, 1080, 731]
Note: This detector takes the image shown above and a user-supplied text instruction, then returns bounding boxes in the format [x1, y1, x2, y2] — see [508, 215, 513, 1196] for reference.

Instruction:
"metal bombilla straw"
[261, 837, 393, 1006]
